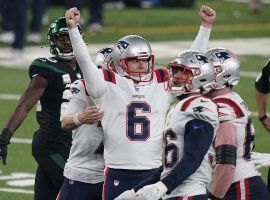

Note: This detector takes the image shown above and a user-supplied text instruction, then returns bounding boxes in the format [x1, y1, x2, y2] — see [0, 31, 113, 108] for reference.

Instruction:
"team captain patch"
[62, 74, 71, 84]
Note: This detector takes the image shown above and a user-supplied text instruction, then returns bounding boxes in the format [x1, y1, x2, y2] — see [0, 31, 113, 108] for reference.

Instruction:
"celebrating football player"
[64, 5, 216, 199]
[205, 48, 270, 199]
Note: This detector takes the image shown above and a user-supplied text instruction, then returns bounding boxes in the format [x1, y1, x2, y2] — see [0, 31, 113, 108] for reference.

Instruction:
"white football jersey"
[96, 69, 173, 169]
[64, 80, 105, 184]
[162, 95, 219, 198]
[212, 92, 260, 183]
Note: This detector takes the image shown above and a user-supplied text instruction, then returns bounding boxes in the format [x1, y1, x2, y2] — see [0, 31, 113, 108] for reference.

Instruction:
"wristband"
[73, 114, 82, 126]
[259, 114, 267, 122]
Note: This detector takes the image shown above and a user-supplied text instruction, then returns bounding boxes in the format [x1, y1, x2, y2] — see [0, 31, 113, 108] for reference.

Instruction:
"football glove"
[251, 152, 270, 169]
[114, 189, 137, 200]
[136, 181, 167, 200]
[0, 128, 12, 165]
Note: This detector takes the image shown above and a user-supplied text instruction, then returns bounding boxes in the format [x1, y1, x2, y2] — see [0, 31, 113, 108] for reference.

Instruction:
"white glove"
[114, 189, 138, 200]
[251, 152, 270, 161]
[136, 181, 168, 200]
[251, 152, 270, 169]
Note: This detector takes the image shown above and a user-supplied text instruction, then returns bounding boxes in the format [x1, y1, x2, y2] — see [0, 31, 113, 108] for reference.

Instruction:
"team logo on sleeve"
[116, 40, 129, 53]
[193, 106, 211, 113]
[70, 87, 80, 95]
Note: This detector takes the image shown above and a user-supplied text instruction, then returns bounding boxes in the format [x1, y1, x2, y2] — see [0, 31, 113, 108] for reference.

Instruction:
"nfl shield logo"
[113, 180, 120, 186]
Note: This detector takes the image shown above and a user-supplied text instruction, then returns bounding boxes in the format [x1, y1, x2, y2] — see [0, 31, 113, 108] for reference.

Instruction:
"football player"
[0, 17, 83, 200]
[116, 50, 219, 200]
[205, 48, 270, 199]
[56, 48, 113, 200]
[64, 5, 216, 199]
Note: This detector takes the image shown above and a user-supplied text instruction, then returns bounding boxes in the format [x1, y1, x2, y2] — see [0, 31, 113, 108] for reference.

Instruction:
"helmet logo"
[100, 47, 113, 59]
[116, 40, 129, 54]
[195, 54, 209, 64]
[214, 52, 231, 63]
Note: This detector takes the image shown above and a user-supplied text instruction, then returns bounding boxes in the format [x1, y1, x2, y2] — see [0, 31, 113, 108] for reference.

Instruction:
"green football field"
[1, 0, 270, 199]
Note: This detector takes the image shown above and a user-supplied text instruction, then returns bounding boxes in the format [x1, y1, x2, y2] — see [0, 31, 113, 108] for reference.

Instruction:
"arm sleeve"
[161, 119, 214, 193]
[68, 28, 106, 99]
[189, 25, 211, 52]
[133, 166, 163, 192]
[255, 59, 270, 94]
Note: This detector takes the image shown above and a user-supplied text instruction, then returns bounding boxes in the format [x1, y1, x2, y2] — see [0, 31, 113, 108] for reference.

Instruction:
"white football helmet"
[93, 47, 115, 70]
[205, 48, 240, 89]
[112, 35, 154, 82]
[165, 50, 215, 96]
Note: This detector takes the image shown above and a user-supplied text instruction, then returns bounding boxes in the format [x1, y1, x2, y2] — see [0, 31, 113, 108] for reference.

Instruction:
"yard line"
[0, 94, 20, 100]
[11, 137, 32, 144]
[0, 187, 34, 194]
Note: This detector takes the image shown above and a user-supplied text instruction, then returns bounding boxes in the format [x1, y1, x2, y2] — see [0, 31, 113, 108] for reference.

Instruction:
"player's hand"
[136, 181, 167, 200]
[114, 189, 138, 200]
[0, 129, 12, 165]
[200, 5, 216, 28]
[79, 106, 104, 125]
[65, 7, 80, 29]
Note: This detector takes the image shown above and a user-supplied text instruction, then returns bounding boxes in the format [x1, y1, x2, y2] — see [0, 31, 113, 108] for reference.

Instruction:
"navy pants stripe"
[224, 176, 270, 200]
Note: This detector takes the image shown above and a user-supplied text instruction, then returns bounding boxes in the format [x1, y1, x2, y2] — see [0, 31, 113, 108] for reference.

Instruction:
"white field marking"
[0, 188, 34, 194]
[10, 137, 32, 144]
[0, 173, 35, 180]
[0, 94, 20, 100]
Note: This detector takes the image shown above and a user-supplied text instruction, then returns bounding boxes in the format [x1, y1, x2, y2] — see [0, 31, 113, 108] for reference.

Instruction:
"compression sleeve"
[161, 119, 214, 193]
[190, 25, 211, 52]
[68, 27, 106, 99]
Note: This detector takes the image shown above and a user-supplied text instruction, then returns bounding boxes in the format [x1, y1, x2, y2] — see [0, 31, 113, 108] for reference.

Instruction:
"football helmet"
[112, 35, 154, 82]
[93, 47, 115, 70]
[47, 17, 83, 60]
[205, 48, 240, 89]
[165, 50, 215, 96]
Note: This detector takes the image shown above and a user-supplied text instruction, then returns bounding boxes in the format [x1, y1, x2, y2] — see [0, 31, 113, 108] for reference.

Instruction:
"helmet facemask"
[165, 50, 215, 96]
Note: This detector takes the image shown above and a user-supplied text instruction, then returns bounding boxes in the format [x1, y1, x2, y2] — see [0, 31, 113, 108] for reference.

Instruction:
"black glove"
[0, 128, 12, 165]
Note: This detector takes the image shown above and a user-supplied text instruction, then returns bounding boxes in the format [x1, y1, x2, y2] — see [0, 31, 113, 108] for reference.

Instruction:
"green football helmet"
[47, 17, 83, 60]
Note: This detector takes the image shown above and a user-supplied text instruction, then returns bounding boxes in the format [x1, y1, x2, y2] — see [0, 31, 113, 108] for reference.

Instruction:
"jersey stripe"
[154, 68, 169, 83]
[80, 79, 89, 96]
[103, 69, 116, 84]
[213, 98, 244, 118]
[180, 96, 201, 111]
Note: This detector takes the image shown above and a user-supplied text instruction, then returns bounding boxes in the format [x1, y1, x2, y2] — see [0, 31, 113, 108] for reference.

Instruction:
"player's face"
[55, 34, 73, 53]
[172, 66, 192, 87]
[126, 57, 149, 76]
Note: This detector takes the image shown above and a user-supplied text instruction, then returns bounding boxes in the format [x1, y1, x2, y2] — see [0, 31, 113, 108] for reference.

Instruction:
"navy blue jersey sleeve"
[255, 60, 270, 94]
[161, 119, 214, 194]
[133, 166, 163, 192]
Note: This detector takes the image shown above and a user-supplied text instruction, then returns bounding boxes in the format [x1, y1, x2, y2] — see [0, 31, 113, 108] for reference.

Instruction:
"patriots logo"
[100, 47, 113, 59]
[70, 87, 80, 95]
[116, 40, 129, 53]
[214, 51, 231, 63]
[195, 54, 209, 64]
[193, 106, 211, 113]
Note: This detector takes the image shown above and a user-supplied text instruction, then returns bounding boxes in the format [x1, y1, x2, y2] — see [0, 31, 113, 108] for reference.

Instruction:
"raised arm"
[190, 5, 216, 52]
[65, 7, 106, 99]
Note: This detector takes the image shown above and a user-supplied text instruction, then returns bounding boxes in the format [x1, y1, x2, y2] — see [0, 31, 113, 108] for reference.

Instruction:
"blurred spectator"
[27, 0, 48, 43]
[249, 0, 261, 13]
[66, 0, 104, 33]
[11, 0, 27, 58]
[0, 1, 14, 44]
